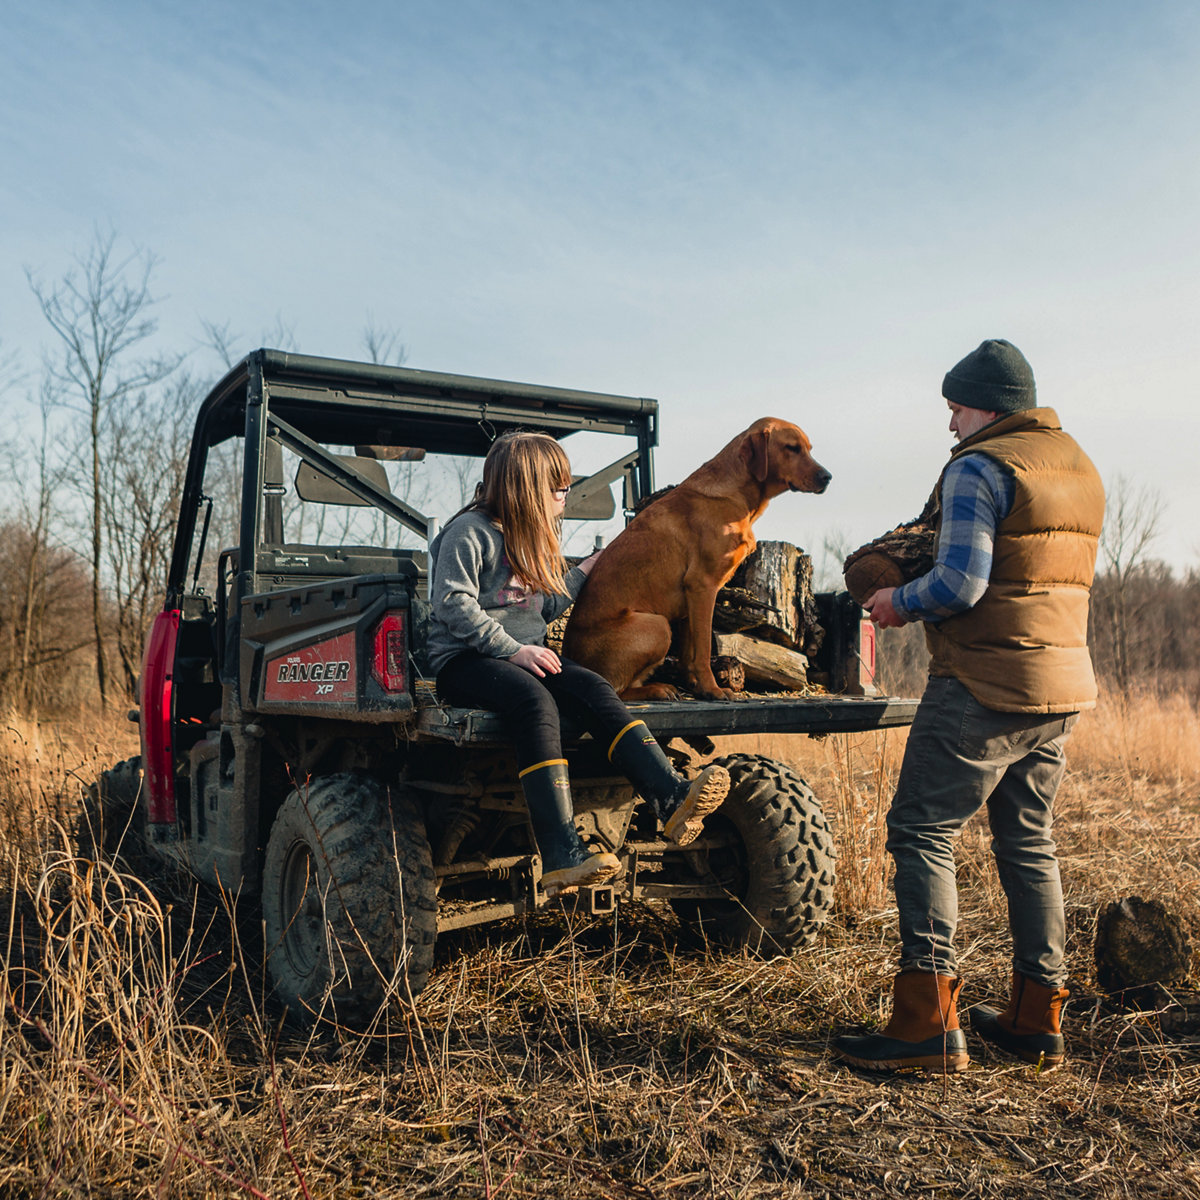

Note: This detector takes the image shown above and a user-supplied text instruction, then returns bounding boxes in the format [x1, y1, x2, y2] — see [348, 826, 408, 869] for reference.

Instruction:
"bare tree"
[362, 316, 407, 367]
[0, 385, 94, 711]
[101, 376, 198, 695]
[27, 230, 181, 705]
[1095, 474, 1166, 694]
[200, 314, 298, 371]
[198, 318, 241, 371]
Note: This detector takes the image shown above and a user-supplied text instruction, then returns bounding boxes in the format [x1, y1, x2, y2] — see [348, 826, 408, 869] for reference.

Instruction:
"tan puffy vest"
[925, 407, 1105, 713]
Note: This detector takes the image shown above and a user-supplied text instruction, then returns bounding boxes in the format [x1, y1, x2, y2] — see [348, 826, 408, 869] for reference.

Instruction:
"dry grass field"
[1, 689, 1197, 1199]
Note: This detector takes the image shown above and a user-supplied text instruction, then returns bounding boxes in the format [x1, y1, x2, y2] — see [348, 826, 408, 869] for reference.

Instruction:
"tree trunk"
[91, 399, 109, 706]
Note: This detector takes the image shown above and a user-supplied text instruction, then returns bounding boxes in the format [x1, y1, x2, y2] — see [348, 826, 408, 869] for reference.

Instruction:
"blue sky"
[3, 0, 1198, 568]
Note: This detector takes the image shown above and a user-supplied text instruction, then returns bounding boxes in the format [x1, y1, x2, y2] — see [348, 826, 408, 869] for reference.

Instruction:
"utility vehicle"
[94, 350, 917, 1026]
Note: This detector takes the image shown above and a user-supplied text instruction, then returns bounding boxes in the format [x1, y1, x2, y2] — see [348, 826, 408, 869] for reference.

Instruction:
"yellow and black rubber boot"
[606, 720, 731, 847]
[518, 758, 619, 897]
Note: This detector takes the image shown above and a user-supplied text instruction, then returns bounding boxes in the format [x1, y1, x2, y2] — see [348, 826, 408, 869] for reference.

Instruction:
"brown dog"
[563, 417, 831, 700]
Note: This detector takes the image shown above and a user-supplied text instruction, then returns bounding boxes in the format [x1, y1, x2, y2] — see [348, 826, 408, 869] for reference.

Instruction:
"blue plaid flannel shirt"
[892, 453, 1015, 622]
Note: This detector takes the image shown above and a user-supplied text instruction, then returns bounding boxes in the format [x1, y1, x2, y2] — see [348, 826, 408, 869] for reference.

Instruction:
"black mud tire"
[262, 773, 438, 1028]
[671, 753, 836, 954]
[79, 757, 144, 862]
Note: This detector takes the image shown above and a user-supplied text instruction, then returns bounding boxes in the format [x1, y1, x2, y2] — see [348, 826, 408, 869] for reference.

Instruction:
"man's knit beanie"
[942, 339, 1036, 413]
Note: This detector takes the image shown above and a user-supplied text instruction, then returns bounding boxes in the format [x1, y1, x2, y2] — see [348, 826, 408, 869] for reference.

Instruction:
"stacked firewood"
[706, 540, 823, 693]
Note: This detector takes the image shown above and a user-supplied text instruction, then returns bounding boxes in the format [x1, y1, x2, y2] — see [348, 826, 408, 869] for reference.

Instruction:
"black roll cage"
[167, 349, 660, 611]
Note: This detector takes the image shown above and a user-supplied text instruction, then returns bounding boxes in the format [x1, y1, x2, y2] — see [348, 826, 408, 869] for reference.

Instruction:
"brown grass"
[1, 693, 1198, 1198]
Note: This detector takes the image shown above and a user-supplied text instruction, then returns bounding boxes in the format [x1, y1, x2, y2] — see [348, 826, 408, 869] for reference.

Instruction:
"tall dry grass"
[714, 729, 908, 918]
[0, 710, 138, 888]
[0, 694, 1197, 1197]
[1069, 685, 1200, 787]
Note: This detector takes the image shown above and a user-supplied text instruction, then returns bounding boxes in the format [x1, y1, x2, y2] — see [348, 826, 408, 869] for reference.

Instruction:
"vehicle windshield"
[271, 426, 638, 555]
[185, 424, 643, 602]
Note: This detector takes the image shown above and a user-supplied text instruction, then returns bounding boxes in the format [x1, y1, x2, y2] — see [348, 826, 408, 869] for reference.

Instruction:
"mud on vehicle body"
[107, 350, 917, 1026]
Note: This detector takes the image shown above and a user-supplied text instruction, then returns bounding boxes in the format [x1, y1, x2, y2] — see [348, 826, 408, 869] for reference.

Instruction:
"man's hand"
[509, 644, 562, 677]
[863, 587, 906, 629]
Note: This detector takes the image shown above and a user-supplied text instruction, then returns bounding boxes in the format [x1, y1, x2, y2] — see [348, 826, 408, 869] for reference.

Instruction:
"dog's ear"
[745, 427, 771, 482]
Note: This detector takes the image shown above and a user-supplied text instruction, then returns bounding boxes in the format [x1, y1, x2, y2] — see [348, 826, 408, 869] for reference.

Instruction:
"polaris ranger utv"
[101, 350, 916, 1026]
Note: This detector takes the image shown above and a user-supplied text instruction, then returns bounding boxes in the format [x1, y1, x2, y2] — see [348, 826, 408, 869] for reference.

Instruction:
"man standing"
[834, 339, 1104, 1073]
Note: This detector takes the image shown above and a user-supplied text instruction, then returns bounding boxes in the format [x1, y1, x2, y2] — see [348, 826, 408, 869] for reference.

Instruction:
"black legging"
[436, 651, 635, 770]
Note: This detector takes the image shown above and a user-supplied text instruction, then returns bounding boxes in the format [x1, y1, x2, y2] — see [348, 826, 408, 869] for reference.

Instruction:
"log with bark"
[842, 489, 938, 607]
[713, 633, 810, 692]
[717, 541, 823, 659]
[1094, 895, 1194, 1008]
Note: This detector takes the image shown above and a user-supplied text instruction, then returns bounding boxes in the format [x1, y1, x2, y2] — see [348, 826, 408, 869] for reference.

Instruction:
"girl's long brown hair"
[468, 431, 572, 595]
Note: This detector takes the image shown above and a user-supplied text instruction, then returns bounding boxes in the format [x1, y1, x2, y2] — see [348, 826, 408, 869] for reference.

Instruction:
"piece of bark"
[1095, 895, 1194, 1008]
[713, 586, 778, 636]
[713, 632, 809, 692]
[1159, 995, 1200, 1037]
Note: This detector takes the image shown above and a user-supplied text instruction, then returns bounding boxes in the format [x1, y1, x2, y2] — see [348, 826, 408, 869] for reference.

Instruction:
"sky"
[3, 0, 1198, 573]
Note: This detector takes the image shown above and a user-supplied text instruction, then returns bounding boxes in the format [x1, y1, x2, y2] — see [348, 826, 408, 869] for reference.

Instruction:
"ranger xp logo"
[264, 633, 356, 702]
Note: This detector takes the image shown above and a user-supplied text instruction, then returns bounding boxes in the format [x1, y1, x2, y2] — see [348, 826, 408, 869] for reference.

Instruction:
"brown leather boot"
[972, 971, 1068, 1067]
[834, 972, 970, 1073]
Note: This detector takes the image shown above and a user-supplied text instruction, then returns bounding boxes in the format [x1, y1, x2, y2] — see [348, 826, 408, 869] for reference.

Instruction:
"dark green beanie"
[942, 339, 1036, 412]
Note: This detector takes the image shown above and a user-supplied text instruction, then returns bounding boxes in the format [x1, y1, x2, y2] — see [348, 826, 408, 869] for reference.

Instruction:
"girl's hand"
[576, 550, 603, 576]
[509, 644, 562, 677]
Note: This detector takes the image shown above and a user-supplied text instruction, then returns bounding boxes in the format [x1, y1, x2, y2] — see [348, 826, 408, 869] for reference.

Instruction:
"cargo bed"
[416, 691, 920, 745]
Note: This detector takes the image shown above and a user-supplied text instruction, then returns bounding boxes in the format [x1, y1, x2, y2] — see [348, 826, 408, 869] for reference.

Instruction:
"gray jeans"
[886, 676, 1078, 987]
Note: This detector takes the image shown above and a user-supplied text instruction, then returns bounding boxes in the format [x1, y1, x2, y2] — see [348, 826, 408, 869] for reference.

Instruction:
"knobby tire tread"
[263, 772, 437, 1027]
[675, 753, 837, 954]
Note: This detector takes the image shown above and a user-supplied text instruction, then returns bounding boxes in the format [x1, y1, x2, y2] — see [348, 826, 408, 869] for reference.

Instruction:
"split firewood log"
[842, 489, 938, 607]
[719, 541, 824, 659]
[713, 586, 777, 635]
[713, 633, 809, 692]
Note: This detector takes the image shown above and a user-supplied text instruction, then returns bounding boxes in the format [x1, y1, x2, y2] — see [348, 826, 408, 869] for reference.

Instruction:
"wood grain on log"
[720, 541, 824, 659]
[713, 632, 809, 692]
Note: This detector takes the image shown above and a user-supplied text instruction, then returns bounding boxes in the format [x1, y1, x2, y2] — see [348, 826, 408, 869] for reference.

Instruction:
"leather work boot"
[972, 971, 1069, 1068]
[519, 759, 620, 898]
[607, 720, 730, 846]
[834, 972, 970, 1073]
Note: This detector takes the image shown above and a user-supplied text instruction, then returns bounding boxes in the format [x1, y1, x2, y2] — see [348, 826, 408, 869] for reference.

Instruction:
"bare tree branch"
[26, 229, 182, 705]
[362, 316, 407, 367]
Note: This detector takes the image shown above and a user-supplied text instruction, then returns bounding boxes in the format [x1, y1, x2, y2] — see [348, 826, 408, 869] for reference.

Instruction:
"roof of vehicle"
[196, 349, 659, 457]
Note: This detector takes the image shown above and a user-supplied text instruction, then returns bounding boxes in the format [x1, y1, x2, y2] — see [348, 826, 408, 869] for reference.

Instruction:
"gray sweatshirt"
[427, 509, 588, 675]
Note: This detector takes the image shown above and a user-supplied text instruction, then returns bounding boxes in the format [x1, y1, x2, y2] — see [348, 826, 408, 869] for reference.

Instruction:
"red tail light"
[140, 609, 180, 827]
[372, 611, 409, 693]
[858, 617, 877, 694]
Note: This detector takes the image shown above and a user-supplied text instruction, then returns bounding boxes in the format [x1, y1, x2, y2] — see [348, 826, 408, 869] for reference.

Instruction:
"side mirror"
[294, 455, 393, 506]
